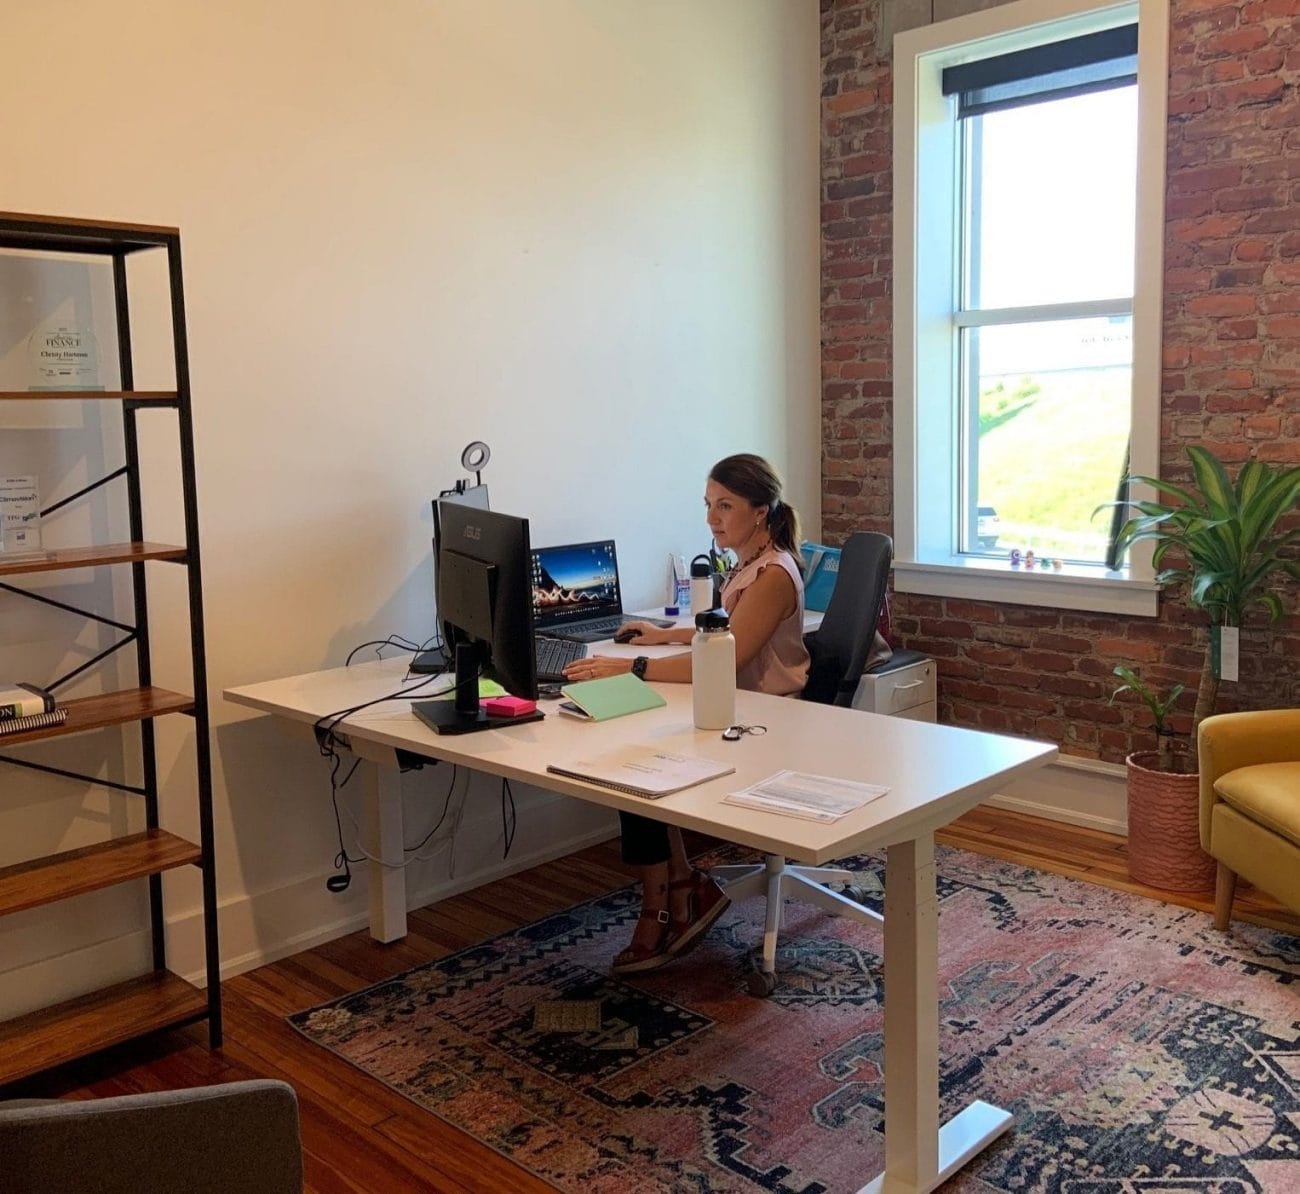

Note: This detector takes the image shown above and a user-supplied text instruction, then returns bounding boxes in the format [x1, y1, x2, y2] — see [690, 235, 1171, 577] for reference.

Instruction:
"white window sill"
[894, 557, 1159, 616]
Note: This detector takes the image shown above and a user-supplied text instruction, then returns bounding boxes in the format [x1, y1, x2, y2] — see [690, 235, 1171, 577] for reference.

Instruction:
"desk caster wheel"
[843, 884, 869, 904]
[746, 970, 776, 997]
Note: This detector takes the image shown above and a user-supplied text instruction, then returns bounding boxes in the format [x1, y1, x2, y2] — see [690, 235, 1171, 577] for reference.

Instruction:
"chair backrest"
[0, 1079, 303, 1194]
[801, 531, 892, 707]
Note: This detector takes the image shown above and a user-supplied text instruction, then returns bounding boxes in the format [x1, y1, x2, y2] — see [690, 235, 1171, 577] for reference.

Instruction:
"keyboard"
[535, 636, 587, 681]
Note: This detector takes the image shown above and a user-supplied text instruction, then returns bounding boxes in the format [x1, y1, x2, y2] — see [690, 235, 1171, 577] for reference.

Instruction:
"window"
[892, 0, 1167, 616]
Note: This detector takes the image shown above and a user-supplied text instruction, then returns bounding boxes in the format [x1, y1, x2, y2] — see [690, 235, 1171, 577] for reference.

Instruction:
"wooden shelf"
[0, 390, 178, 403]
[0, 687, 194, 747]
[0, 830, 201, 917]
[0, 209, 221, 1076]
[0, 972, 207, 1087]
[0, 541, 186, 577]
[0, 211, 176, 255]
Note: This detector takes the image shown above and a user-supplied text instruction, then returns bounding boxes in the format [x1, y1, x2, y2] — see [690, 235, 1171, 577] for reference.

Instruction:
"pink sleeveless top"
[721, 547, 810, 697]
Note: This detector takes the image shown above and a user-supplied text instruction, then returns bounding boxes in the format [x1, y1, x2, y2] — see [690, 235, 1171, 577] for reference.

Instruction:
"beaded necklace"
[732, 534, 772, 574]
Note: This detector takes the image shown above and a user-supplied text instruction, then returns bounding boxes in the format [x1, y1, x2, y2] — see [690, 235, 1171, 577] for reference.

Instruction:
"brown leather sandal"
[667, 869, 730, 958]
[611, 907, 675, 975]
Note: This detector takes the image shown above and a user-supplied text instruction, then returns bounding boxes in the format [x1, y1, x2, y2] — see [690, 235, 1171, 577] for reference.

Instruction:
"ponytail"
[767, 499, 801, 558]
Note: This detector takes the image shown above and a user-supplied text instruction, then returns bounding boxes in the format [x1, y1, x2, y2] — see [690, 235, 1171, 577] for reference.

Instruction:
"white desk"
[226, 656, 1054, 1194]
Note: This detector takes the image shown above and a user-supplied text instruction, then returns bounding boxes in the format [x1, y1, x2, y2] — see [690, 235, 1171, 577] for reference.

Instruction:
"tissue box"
[800, 541, 841, 612]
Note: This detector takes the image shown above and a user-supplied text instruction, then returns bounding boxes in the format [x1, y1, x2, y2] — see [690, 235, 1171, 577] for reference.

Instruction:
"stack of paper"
[723, 769, 889, 823]
[548, 749, 733, 799]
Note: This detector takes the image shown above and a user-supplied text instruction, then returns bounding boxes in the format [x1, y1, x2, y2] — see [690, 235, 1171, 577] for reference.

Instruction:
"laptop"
[532, 539, 675, 643]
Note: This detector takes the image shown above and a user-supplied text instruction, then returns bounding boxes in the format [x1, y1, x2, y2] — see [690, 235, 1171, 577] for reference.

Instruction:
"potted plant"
[1103, 445, 1300, 891]
[1107, 667, 1209, 890]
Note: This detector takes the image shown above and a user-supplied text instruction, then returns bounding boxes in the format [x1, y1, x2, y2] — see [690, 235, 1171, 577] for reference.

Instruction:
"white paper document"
[547, 749, 734, 799]
[723, 769, 889, 822]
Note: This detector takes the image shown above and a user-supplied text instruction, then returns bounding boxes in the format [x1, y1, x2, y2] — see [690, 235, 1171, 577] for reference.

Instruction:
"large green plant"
[1108, 445, 1300, 737]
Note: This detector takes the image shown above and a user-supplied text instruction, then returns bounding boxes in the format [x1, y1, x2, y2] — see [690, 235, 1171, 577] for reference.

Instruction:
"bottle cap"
[664, 606, 680, 618]
[695, 608, 730, 631]
[690, 557, 712, 578]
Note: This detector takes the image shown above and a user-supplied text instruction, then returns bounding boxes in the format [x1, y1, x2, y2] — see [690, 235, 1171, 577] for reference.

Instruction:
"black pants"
[620, 812, 671, 866]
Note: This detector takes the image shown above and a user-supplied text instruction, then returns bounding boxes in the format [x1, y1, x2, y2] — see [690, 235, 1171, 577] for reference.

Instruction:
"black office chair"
[804, 531, 894, 703]
[714, 532, 922, 994]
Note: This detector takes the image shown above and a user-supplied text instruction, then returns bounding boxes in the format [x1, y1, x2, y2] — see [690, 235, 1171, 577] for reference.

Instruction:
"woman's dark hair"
[708, 453, 802, 557]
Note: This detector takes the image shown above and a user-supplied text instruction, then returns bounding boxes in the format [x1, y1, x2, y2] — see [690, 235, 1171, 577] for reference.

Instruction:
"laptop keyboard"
[571, 617, 631, 638]
[543, 615, 677, 642]
[535, 636, 587, 681]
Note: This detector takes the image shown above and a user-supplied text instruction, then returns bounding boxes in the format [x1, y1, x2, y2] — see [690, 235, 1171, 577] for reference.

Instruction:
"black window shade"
[942, 24, 1137, 118]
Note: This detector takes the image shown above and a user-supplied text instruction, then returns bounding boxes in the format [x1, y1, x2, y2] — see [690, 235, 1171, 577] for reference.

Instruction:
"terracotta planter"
[1125, 752, 1216, 893]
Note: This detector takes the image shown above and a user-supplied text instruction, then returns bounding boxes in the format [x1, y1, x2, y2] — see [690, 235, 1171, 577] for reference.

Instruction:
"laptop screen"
[532, 540, 623, 629]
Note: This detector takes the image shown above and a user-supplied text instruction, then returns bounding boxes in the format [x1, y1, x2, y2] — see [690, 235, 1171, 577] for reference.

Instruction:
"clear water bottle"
[692, 608, 736, 730]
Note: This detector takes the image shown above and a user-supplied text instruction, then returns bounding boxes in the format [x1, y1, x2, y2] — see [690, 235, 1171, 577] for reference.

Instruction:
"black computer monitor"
[413, 502, 543, 735]
[412, 482, 491, 674]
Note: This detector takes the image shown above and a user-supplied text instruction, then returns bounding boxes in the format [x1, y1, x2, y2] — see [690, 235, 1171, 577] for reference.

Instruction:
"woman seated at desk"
[563, 452, 810, 974]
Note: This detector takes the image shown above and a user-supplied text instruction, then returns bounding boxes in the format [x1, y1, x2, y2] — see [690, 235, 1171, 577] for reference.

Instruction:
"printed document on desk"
[723, 770, 889, 822]
[547, 749, 734, 799]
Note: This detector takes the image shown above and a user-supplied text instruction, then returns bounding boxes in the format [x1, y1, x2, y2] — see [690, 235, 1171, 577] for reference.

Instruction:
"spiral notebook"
[0, 707, 68, 736]
[547, 748, 733, 798]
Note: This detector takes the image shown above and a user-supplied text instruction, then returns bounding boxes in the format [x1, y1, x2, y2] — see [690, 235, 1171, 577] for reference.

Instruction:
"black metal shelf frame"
[0, 214, 222, 1048]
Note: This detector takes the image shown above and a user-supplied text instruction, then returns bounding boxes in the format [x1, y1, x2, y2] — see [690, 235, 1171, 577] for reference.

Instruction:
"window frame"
[891, 0, 1167, 617]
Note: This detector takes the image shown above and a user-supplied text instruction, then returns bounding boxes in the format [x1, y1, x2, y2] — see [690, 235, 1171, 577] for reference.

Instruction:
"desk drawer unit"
[852, 657, 937, 721]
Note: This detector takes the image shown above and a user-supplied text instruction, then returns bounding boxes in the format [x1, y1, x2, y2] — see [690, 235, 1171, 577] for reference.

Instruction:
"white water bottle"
[690, 556, 714, 613]
[692, 608, 736, 730]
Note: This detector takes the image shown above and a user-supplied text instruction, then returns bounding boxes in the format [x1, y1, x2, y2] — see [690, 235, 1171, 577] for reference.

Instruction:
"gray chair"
[713, 532, 902, 994]
[0, 1079, 303, 1194]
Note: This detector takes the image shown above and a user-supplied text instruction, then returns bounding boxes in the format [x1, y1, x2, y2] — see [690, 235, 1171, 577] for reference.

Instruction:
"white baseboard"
[986, 753, 1128, 836]
[0, 791, 618, 1020]
[201, 818, 621, 985]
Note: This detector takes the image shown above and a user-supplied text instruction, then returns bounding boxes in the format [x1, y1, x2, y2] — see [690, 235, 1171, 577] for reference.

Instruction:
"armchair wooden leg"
[1214, 862, 1237, 931]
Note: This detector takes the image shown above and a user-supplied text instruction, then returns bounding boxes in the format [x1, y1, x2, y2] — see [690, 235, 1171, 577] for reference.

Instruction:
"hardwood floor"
[7, 807, 1299, 1192]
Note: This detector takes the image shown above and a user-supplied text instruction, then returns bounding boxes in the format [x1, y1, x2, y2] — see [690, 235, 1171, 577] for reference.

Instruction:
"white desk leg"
[857, 833, 1012, 1194]
[363, 760, 407, 942]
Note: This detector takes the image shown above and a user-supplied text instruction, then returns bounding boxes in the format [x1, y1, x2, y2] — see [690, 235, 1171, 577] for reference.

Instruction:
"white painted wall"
[0, 0, 821, 1017]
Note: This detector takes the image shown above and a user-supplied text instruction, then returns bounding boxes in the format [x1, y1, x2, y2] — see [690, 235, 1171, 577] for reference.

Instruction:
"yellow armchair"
[1198, 709, 1300, 930]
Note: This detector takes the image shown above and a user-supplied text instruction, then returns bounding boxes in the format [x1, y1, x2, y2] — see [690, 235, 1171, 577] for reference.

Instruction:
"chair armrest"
[865, 647, 928, 676]
[1198, 709, 1300, 843]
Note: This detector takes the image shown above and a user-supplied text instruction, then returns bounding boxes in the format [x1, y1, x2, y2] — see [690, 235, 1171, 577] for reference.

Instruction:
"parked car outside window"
[977, 505, 1001, 549]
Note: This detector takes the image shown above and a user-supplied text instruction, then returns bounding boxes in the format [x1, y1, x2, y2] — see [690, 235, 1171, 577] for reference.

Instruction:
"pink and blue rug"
[291, 846, 1300, 1192]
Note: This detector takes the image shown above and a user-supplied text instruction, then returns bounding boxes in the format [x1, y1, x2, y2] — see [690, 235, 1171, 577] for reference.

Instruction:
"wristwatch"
[631, 656, 649, 680]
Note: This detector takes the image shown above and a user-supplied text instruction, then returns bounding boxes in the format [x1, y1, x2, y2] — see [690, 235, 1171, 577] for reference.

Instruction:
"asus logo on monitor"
[463, 525, 482, 541]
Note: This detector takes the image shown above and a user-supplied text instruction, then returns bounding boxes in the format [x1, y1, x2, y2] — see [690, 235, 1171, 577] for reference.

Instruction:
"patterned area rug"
[290, 847, 1300, 1192]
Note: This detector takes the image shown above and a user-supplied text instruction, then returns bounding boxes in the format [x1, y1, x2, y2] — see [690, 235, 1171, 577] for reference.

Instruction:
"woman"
[563, 453, 810, 974]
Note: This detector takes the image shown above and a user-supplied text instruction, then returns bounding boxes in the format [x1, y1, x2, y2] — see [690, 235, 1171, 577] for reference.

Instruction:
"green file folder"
[559, 673, 667, 721]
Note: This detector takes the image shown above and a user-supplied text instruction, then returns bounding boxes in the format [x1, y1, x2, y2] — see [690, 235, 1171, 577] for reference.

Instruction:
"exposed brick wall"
[821, 0, 1300, 763]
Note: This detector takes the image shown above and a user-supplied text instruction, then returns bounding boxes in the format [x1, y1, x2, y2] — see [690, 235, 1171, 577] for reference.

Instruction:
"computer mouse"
[613, 627, 639, 644]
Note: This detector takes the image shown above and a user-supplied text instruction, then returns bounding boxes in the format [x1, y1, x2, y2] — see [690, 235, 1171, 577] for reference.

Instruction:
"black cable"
[317, 647, 466, 893]
[404, 765, 461, 855]
[501, 776, 517, 859]
[345, 634, 428, 666]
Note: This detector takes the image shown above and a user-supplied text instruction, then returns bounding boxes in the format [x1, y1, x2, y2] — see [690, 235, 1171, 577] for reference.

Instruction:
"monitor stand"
[411, 644, 544, 735]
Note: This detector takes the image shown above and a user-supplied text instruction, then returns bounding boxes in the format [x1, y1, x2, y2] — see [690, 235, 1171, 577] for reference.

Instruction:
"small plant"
[1108, 665, 1186, 772]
